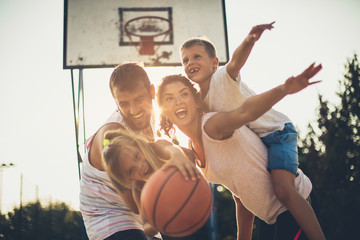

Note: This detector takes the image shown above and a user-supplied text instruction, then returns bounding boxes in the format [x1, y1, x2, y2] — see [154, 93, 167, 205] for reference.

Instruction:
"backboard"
[63, 0, 228, 69]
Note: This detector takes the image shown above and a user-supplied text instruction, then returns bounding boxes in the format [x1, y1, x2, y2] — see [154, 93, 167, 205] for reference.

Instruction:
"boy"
[180, 22, 325, 240]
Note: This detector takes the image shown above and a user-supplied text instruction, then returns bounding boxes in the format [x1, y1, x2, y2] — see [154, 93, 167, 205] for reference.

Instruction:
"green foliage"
[299, 54, 360, 239]
[0, 201, 83, 240]
[214, 186, 236, 239]
[212, 185, 263, 240]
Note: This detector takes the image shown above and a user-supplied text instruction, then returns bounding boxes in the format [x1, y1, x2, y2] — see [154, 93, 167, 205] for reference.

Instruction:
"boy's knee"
[273, 184, 293, 204]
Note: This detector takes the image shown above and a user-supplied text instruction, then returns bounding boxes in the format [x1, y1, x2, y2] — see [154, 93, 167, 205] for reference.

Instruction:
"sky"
[0, 0, 359, 213]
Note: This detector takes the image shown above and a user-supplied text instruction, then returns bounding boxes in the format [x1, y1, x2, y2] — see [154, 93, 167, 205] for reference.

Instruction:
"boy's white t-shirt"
[204, 66, 291, 137]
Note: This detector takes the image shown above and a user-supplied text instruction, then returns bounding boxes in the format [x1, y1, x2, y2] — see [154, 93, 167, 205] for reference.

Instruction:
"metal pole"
[78, 69, 87, 154]
[71, 69, 82, 180]
[70, 69, 89, 239]
[209, 183, 218, 240]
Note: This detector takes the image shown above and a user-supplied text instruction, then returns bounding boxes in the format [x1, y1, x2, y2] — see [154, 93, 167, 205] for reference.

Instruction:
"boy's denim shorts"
[261, 123, 299, 176]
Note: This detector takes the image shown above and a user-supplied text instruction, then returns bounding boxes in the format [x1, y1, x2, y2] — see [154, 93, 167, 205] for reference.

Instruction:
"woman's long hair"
[103, 129, 164, 189]
[156, 74, 208, 138]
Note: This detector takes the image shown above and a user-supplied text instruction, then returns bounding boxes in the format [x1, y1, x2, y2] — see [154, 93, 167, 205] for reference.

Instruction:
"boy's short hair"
[180, 37, 217, 58]
[109, 62, 151, 97]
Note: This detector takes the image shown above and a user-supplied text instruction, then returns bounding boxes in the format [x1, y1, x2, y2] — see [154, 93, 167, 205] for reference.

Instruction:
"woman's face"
[119, 146, 154, 181]
[160, 81, 199, 129]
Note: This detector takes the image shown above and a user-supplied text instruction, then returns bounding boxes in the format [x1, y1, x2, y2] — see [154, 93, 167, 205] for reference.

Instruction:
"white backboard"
[63, 0, 228, 68]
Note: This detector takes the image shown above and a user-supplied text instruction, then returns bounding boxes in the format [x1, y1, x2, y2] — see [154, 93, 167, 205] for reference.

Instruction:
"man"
[80, 63, 159, 240]
[80, 62, 204, 240]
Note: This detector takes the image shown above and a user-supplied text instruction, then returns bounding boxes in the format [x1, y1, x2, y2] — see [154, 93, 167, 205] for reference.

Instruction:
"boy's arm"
[226, 22, 275, 80]
[205, 63, 322, 140]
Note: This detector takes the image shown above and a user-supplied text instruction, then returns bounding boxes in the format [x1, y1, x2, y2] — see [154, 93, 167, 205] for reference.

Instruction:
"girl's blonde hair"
[102, 129, 163, 189]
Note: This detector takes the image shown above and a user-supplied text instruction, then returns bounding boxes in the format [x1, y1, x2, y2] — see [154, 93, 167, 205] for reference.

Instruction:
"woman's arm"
[233, 195, 254, 240]
[205, 63, 322, 140]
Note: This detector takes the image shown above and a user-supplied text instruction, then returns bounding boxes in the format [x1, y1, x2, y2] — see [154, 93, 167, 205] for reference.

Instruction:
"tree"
[0, 201, 83, 240]
[298, 54, 360, 239]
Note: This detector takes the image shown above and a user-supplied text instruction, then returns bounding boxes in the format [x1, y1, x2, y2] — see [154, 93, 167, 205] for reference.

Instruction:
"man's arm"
[226, 22, 275, 80]
[90, 122, 140, 212]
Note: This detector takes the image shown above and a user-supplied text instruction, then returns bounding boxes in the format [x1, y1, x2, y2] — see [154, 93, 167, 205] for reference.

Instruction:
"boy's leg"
[262, 123, 325, 239]
[273, 189, 322, 240]
[271, 169, 324, 239]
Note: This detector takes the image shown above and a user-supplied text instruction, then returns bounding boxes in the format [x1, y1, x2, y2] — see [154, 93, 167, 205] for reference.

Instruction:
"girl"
[102, 129, 200, 238]
[157, 63, 325, 240]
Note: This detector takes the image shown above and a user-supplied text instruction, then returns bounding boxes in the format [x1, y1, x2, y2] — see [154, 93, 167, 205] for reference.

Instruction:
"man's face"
[113, 83, 155, 131]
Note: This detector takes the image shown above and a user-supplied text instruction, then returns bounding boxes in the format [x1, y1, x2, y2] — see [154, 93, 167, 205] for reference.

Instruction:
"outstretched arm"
[205, 63, 322, 140]
[151, 140, 200, 180]
[226, 21, 275, 80]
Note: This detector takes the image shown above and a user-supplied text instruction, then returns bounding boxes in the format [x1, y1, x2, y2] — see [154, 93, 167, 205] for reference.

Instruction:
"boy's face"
[113, 82, 155, 131]
[181, 45, 219, 85]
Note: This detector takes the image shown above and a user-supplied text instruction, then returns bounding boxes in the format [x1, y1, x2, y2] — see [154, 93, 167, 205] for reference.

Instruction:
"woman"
[157, 63, 325, 240]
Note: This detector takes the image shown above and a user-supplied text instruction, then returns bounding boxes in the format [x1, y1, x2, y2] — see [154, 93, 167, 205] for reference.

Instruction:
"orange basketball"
[140, 166, 213, 237]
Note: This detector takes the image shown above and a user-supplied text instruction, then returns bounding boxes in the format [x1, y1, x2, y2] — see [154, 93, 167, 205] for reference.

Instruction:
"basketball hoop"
[124, 16, 172, 55]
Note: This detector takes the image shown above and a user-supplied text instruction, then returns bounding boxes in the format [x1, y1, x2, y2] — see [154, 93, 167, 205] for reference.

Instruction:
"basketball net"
[126, 31, 171, 56]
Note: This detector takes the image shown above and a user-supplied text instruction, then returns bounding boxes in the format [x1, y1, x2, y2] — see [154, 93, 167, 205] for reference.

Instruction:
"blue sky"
[0, 0, 359, 212]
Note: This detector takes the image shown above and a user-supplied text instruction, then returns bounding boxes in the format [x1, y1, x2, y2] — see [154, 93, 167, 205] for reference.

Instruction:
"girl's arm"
[205, 63, 322, 140]
[233, 195, 254, 240]
[132, 181, 159, 237]
[110, 176, 139, 214]
[151, 140, 200, 180]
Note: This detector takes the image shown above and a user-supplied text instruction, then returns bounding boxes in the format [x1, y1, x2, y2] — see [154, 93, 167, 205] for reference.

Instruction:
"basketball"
[140, 166, 213, 237]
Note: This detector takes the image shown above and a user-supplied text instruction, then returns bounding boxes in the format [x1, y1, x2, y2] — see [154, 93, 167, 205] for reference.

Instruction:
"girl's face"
[119, 146, 154, 181]
[160, 81, 200, 129]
